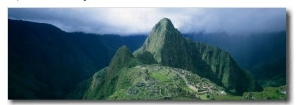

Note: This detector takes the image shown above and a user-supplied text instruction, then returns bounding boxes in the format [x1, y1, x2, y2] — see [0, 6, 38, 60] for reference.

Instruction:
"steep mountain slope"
[81, 45, 143, 99]
[184, 31, 286, 70]
[9, 19, 95, 99]
[134, 18, 261, 95]
[184, 31, 286, 90]
[193, 41, 262, 94]
[250, 57, 286, 88]
[67, 32, 146, 70]
[8, 19, 146, 99]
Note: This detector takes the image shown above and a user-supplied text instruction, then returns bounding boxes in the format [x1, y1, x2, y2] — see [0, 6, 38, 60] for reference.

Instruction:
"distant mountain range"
[183, 31, 286, 70]
[8, 19, 146, 99]
[8, 18, 286, 100]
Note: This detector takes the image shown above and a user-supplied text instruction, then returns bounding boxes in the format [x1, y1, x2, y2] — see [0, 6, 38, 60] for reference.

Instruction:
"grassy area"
[178, 78, 195, 93]
[212, 95, 244, 100]
[108, 89, 127, 100]
[150, 72, 170, 82]
[243, 85, 286, 100]
[173, 97, 198, 100]
[181, 85, 194, 93]
[199, 94, 210, 100]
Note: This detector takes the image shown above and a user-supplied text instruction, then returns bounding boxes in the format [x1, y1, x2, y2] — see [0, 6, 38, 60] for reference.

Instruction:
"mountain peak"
[106, 45, 133, 78]
[160, 17, 171, 22]
[133, 18, 184, 63]
[157, 18, 172, 26]
[152, 18, 176, 34]
[107, 45, 143, 80]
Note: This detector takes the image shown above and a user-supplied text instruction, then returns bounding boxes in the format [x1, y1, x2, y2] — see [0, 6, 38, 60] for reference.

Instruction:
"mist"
[8, 8, 286, 35]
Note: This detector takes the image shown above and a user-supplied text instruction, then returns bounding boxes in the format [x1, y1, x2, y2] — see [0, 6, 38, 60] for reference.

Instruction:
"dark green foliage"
[185, 39, 223, 86]
[8, 70, 57, 99]
[250, 57, 286, 88]
[8, 19, 146, 99]
[194, 42, 262, 95]
[81, 68, 108, 99]
[8, 19, 95, 99]
[184, 32, 286, 94]
[243, 85, 286, 100]
[106, 45, 142, 79]
[67, 78, 92, 99]
[135, 51, 158, 64]
[212, 95, 244, 100]
[184, 31, 286, 70]
[103, 46, 142, 98]
[81, 46, 143, 99]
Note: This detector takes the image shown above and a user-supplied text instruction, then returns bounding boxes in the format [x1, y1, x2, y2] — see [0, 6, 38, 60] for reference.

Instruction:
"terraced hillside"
[72, 64, 227, 100]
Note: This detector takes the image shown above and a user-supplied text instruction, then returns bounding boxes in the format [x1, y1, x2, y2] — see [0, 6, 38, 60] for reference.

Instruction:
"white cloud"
[8, 8, 286, 35]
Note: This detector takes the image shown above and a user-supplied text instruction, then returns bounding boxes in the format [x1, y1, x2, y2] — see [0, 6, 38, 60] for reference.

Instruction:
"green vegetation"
[78, 64, 226, 100]
[250, 57, 286, 88]
[8, 19, 146, 99]
[106, 45, 142, 79]
[67, 78, 92, 99]
[81, 68, 108, 99]
[243, 85, 286, 100]
[9, 18, 286, 100]
[212, 95, 244, 100]
[150, 72, 170, 82]
[135, 51, 158, 64]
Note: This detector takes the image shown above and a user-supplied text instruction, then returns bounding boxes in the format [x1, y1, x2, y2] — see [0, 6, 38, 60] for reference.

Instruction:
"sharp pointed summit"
[134, 18, 186, 63]
[152, 18, 177, 34]
[150, 18, 182, 40]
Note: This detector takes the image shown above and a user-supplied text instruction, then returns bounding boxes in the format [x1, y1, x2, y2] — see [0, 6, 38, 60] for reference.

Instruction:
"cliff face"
[194, 42, 262, 94]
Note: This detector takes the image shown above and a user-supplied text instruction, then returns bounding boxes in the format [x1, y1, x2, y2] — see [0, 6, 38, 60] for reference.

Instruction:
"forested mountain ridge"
[8, 19, 146, 99]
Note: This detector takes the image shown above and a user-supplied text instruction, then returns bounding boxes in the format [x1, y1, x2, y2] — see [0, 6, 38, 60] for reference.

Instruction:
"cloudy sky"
[8, 8, 286, 35]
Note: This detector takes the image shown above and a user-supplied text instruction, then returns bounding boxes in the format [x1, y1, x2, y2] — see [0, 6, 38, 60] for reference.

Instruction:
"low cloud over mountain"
[8, 8, 285, 35]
